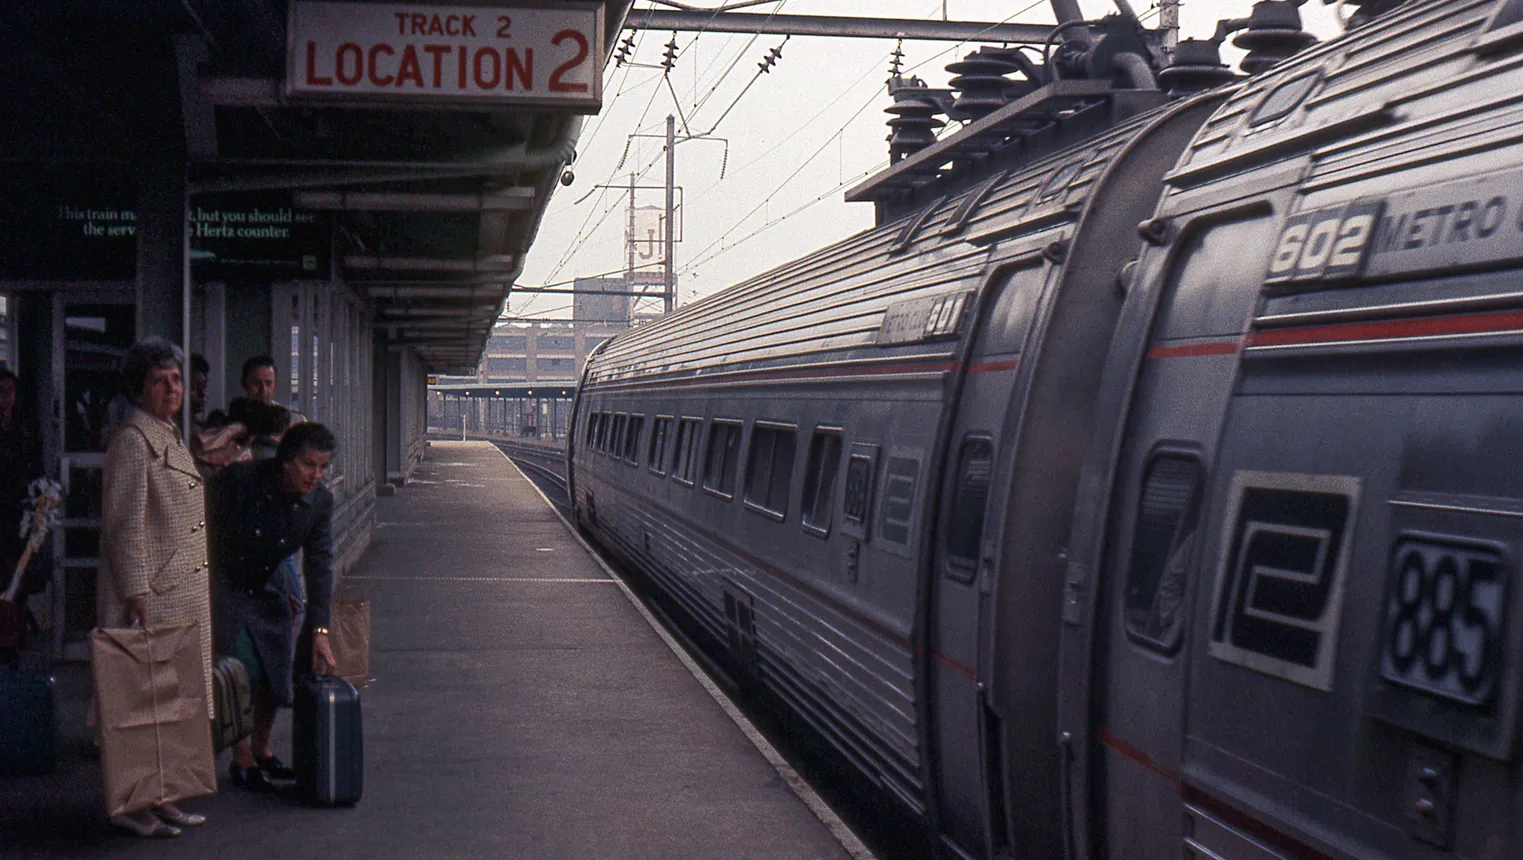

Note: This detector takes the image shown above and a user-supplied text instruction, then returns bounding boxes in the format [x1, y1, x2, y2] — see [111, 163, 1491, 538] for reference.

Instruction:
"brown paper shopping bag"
[330, 599, 371, 688]
[90, 624, 217, 817]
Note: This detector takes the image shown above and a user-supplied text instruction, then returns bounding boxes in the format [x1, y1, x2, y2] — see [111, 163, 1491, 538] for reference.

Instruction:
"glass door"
[51, 297, 134, 659]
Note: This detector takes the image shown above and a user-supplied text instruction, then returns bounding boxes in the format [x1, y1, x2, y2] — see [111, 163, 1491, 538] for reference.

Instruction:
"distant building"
[429, 281, 638, 437]
[477, 316, 628, 386]
[430, 272, 678, 436]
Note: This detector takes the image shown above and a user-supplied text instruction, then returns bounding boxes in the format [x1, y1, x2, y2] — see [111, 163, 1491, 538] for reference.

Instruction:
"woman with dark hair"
[98, 336, 213, 837]
[208, 421, 338, 790]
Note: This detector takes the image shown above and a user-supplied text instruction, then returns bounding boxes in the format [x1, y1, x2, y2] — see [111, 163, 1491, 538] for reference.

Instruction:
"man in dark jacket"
[208, 421, 338, 791]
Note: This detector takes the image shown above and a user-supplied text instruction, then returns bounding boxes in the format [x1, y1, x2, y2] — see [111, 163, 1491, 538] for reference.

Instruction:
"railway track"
[490, 439, 570, 509]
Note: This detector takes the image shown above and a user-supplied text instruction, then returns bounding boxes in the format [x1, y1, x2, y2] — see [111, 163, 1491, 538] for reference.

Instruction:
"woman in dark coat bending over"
[207, 422, 338, 790]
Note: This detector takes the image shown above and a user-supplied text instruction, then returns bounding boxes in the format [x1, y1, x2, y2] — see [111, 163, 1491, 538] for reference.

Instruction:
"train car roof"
[1150, 0, 1523, 319]
[585, 89, 1225, 388]
[1167, 0, 1503, 205]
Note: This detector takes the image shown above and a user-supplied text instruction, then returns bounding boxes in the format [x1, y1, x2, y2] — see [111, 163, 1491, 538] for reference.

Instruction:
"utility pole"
[625, 171, 636, 311]
[664, 114, 677, 314]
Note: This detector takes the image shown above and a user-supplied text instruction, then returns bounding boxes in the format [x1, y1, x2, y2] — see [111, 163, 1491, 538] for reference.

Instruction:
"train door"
[927, 264, 1044, 859]
[1089, 214, 1277, 857]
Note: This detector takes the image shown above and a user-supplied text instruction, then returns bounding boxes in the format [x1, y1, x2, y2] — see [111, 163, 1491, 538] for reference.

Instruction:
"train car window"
[945, 437, 994, 582]
[1248, 70, 1320, 127]
[841, 443, 879, 541]
[623, 415, 644, 465]
[1123, 453, 1204, 653]
[648, 416, 672, 474]
[703, 420, 743, 499]
[880, 456, 921, 548]
[744, 423, 797, 520]
[593, 413, 608, 452]
[584, 412, 598, 447]
[1035, 159, 1084, 203]
[611, 414, 627, 457]
[673, 418, 702, 485]
[800, 429, 843, 537]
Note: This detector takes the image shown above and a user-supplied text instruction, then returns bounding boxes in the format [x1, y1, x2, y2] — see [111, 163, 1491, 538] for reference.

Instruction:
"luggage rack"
[846, 79, 1165, 212]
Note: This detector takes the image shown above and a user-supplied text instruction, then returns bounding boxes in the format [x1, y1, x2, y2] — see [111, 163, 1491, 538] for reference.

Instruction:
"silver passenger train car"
[569, 1, 1523, 857]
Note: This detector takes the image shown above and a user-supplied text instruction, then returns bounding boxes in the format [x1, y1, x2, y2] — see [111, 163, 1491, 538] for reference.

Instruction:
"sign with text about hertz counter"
[288, 2, 604, 110]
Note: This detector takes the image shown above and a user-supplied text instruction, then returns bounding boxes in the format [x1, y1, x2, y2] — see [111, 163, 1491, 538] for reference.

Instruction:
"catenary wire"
[541, 0, 796, 295]
[537, 0, 1054, 315]
[679, 0, 1051, 279]
[542, 0, 930, 294]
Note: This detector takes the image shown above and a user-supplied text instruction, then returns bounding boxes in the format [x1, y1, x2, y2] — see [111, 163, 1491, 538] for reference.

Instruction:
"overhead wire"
[574, 32, 647, 167]
[682, 159, 886, 274]
[687, 0, 788, 114]
[682, 0, 942, 176]
[539, 0, 794, 299]
[541, 72, 668, 284]
[686, 1, 791, 128]
[680, 0, 961, 211]
[534, 62, 660, 290]
[528, 178, 649, 316]
[680, 92, 886, 274]
[700, 35, 789, 134]
[535, 0, 1060, 317]
[540, 145, 668, 289]
[680, 0, 1053, 279]
[690, 29, 766, 115]
[682, 46, 892, 211]
[665, 75, 694, 135]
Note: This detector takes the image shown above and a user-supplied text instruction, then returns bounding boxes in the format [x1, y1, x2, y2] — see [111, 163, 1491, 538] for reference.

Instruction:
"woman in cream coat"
[98, 337, 213, 837]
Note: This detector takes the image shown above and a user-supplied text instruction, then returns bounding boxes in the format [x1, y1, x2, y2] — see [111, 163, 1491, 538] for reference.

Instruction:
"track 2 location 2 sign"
[288, 2, 604, 110]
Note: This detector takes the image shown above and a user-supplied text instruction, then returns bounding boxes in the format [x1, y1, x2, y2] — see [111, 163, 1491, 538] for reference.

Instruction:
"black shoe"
[229, 762, 277, 793]
[255, 754, 295, 780]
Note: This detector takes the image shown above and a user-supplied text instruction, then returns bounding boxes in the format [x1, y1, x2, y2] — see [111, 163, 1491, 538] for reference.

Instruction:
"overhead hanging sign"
[287, 2, 604, 111]
[190, 193, 332, 279]
[0, 190, 331, 281]
[0, 196, 138, 280]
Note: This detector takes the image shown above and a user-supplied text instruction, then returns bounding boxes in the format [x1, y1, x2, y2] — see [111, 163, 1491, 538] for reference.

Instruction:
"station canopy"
[1, 0, 633, 374]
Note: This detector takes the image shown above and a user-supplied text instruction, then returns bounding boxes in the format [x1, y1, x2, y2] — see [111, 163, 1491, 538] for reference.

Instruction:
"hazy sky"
[511, 1, 1346, 320]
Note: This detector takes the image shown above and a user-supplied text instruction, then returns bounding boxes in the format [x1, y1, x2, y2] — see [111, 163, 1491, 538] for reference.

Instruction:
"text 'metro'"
[287, 2, 604, 111]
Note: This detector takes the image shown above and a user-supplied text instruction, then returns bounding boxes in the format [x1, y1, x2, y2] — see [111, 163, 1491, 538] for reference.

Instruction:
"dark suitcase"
[0, 670, 57, 776]
[212, 655, 253, 752]
[293, 674, 363, 806]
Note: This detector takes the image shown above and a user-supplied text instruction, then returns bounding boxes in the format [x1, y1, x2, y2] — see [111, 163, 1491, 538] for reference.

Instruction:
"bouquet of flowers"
[3, 477, 64, 603]
[0, 477, 63, 650]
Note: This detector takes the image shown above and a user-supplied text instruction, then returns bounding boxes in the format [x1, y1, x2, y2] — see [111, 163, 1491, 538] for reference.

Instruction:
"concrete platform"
[0, 441, 862, 859]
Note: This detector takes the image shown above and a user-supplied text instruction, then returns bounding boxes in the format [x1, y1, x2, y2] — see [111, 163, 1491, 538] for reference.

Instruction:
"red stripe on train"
[1247, 307, 1523, 347]
[1096, 729, 1181, 791]
[928, 649, 976, 680]
[588, 355, 1025, 392]
[1096, 731, 1341, 860]
[966, 358, 1020, 374]
[1145, 340, 1243, 359]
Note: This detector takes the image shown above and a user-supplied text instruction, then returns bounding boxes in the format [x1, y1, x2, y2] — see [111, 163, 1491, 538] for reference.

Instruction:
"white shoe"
[110, 814, 181, 838]
[154, 807, 207, 827]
